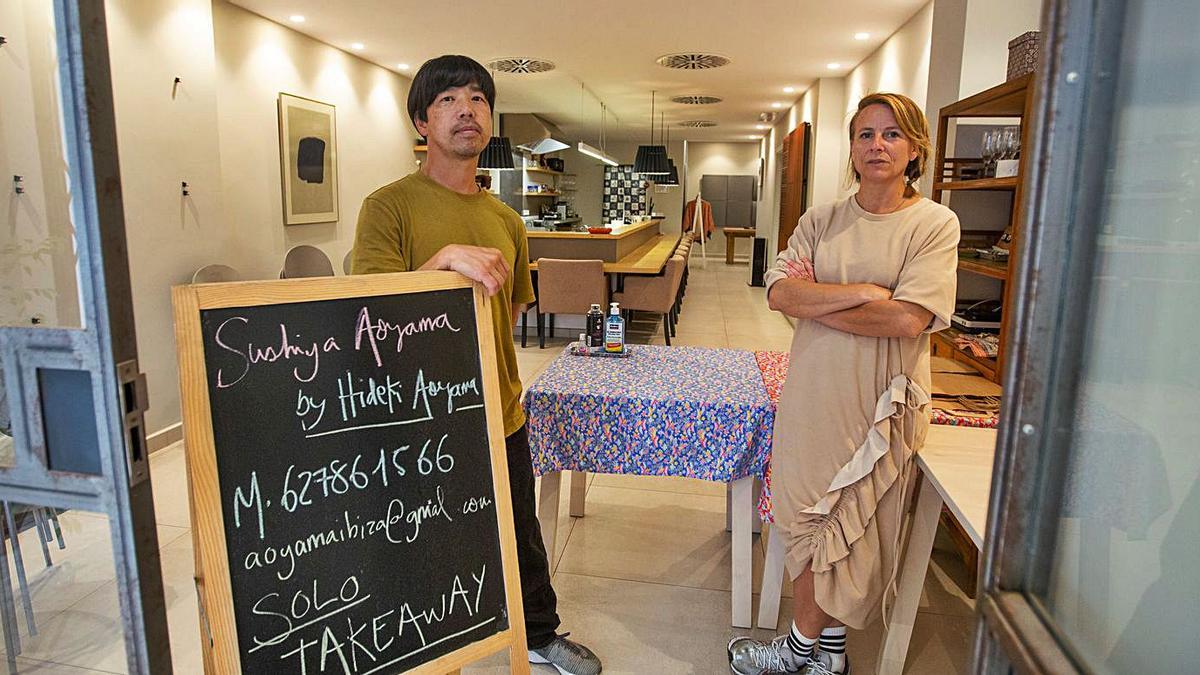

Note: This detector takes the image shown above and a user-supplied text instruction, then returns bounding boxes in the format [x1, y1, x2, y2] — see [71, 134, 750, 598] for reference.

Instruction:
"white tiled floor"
[1, 257, 973, 674]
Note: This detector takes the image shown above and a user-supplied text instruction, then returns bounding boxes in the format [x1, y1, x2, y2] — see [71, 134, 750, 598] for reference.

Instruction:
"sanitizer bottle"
[605, 302, 625, 353]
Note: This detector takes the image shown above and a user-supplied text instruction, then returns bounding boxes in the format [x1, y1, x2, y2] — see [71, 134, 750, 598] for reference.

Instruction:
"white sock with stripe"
[819, 625, 847, 672]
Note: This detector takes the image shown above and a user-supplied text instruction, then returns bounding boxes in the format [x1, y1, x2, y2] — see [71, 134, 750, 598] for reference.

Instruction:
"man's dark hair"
[407, 55, 495, 130]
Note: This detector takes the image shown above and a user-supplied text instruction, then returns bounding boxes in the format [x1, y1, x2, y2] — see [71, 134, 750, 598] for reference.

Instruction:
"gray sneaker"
[802, 650, 850, 675]
[727, 635, 804, 674]
[529, 634, 602, 675]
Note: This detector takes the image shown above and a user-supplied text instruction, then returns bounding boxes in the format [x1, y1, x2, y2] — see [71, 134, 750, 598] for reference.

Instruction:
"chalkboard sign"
[173, 273, 530, 675]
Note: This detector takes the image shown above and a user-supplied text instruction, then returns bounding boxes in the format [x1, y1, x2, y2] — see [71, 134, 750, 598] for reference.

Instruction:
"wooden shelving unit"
[932, 326, 999, 381]
[956, 257, 1009, 280]
[934, 176, 1019, 191]
[931, 73, 1035, 384]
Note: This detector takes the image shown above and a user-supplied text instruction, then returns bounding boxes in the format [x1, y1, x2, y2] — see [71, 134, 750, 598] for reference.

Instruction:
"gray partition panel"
[728, 175, 756, 202]
[709, 200, 728, 228]
[725, 200, 753, 229]
[700, 174, 728, 201]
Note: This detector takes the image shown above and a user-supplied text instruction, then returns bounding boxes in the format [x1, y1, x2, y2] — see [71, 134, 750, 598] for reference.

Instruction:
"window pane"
[1041, 2, 1200, 673]
[0, 0, 82, 329]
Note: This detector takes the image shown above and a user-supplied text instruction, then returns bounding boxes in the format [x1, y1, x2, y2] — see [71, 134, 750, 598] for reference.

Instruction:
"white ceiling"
[228, 0, 927, 142]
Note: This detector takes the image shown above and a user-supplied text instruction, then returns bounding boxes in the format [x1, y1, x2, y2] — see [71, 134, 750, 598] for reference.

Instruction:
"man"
[351, 55, 602, 675]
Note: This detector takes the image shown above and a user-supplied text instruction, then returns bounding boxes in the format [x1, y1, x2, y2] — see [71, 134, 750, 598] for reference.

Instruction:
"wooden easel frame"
[689, 193, 708, 266]
[172, 271, 530, 675]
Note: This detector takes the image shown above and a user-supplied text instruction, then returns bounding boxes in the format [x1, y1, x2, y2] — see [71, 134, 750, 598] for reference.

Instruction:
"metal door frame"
[972, 0, 1131, 672]
[0, 0, 170, 671]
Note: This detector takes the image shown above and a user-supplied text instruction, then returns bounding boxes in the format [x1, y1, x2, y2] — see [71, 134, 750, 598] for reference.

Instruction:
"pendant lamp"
[657, 113, 680, 186]
[478, 69, 516, 169]
[633, 91, 670, 175]
[478, 136, 515, 169]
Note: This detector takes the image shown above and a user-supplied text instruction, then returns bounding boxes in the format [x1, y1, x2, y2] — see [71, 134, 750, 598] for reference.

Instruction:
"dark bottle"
[586, 303, 604, 347]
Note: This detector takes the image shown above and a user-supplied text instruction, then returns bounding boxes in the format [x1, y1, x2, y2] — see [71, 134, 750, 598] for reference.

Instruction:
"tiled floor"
[0, 257, 973, 674]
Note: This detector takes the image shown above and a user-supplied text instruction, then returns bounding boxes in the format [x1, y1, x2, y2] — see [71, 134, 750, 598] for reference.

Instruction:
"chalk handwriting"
[354, 306, 461, 367]
[411, 369, 481, 417]
[213, 316, 340, 388]
[278, 566, 487, 673]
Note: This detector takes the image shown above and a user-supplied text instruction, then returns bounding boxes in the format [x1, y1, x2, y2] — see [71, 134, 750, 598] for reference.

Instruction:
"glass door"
[975, 0, 1200, 672]
[0, 1, 170, 672]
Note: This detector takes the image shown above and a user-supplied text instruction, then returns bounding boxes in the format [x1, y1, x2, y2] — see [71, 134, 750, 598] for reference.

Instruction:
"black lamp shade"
[478, 136, 516, 169]
[633, 144, 670, 175]
[659, 159, 680, 186]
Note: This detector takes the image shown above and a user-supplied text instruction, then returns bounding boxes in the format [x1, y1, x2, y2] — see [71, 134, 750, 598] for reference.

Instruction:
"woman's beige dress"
[765, 196, 959, 629]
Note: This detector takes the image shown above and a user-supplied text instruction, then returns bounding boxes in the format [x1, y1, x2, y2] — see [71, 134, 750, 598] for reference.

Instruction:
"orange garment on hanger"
[683, 198, 716, 238]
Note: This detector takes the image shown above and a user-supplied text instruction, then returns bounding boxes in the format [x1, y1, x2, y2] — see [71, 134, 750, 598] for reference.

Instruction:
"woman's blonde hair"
[844, 92, 931, 196]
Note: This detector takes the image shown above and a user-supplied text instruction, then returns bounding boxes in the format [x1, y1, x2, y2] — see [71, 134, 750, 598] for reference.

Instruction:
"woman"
[729, 93, 959, 675]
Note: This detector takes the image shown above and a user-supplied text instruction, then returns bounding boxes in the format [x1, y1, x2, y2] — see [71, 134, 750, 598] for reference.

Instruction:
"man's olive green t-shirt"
[351, 170, 535, 436]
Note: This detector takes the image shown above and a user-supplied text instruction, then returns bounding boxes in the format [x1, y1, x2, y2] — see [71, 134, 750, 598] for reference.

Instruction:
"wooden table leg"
[569, 470, 588, 518]
[726, 235, 736, 264]
[756, 524, 786, 630]
[876, 472, 944, 675]
[537, 471, 562, 567]
[731, 476, 754, 628]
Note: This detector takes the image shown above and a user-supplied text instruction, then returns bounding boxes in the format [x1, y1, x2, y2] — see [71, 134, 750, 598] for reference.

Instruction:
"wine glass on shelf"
[981, 129, 998, 178]
[1007, 126, 1021, 160]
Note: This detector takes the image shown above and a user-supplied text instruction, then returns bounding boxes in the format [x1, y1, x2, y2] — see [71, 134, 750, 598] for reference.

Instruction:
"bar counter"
[526, 219, 661, 263]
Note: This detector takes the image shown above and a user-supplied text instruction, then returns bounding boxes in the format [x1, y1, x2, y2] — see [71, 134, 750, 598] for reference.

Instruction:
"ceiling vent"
[656, 53, 731, 70]
[678, 120, 718, 128]
[486, 57, 556, 74]
[671, 95, 723, 105]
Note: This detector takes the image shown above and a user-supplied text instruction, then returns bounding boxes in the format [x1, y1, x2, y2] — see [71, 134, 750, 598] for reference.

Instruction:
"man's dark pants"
[505, 425, 560, 649]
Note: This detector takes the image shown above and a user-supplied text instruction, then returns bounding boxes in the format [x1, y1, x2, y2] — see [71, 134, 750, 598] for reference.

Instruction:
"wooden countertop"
[917, 425, 998, 547]
[530, 233, 680, 275]
[525, 219, 661, 240]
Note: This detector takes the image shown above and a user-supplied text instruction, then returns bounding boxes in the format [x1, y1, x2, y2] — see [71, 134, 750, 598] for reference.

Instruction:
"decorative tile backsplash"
[603, 166, 647, 222]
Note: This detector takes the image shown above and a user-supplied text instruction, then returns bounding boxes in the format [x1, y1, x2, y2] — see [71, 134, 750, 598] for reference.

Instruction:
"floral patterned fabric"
[525, 345, 774, 481]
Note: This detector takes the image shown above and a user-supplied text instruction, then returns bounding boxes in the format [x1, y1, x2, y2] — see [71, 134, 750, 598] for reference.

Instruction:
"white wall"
[99, 0, 416, 436]
[105, 0, 231, 438]
[840, 2, 935, 198]
[959, 0, 1043, 99]
[211, 0, 415, 280]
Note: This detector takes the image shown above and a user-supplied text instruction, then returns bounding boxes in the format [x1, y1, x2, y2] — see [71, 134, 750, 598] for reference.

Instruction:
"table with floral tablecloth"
[525, 344, 775, 481]
[523, 343, 775, 628]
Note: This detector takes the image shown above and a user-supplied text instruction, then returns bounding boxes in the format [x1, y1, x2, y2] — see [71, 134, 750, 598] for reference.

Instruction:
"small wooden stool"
[723, 227, 756, 264]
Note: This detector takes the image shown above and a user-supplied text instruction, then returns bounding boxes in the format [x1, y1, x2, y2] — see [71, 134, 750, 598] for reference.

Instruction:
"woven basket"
[1007, 31, 1041, 81]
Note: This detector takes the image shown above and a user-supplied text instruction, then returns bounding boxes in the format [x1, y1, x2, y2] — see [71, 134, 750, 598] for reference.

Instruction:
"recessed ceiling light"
[771, 102, 782, 108]
[827, 62, 841, 70]
[747, 135, 758, 139]
[756, 124, 766, 130]
[397, 63, 410, 70]
[351, 42, 365, 51]
[289, 14, 305, 23]
[783, 86, 795, 93]
[854, 32, 870, 41]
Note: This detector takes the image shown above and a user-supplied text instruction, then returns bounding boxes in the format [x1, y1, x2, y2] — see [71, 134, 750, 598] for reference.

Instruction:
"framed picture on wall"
[278, 93, 339, 225]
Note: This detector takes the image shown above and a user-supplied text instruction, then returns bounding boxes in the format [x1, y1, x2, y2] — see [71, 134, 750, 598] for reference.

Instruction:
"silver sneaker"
[727, 635, 804, 674]
[529, 634, 602, 675]
[802, 650, 850, 675]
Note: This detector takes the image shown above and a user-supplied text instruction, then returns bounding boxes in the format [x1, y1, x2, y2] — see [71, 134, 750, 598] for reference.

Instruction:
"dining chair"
[280, 245, 335, 279]
[611, 254, 686, 346]
[191, 264, 240, 284]
[534, 259, 607, 349]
